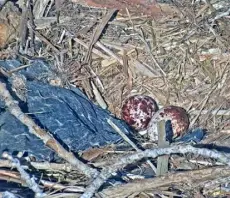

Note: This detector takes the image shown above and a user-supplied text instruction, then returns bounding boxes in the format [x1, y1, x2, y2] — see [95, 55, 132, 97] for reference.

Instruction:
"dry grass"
[49, 0, 230, 141]
[1, 0, 230, 197]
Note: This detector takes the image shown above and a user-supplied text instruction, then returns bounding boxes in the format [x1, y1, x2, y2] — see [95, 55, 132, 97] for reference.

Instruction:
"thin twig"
[0, 169, 85, 193]
[28, 23, 60, 54]
[33, 0, 50, 19]
[8, 64, 32, 74]
[84, 8, 117, 63]
[0, 159, 81, 172]
[91, 80, 107, 109]
[107, 119, 157, 173]
[189, 109, 230, 116]
[2, 152, 46, 197]
[137, 30, 166, 77]
[27, 0, 36, 55]
[73, 38, 110, 60]
[96, 41, 123, 65]
[190, 85, 217, 127]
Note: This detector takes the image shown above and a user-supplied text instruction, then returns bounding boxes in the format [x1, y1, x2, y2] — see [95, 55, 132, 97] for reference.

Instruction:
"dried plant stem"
[29, 24, 60, 54]
[107, 119, 157, 173]
[0, 159, 80, 172]
[0, 82, 98, 178]
[84, 8, 117, 63]
[190, 109, 230, 116]
[190, 85, 217, 127]
[96, 41, 123, 65]
[81, 145, 230, 198]
[73, 38, 110, 60]
[2, 152, 46, 197]
[91, 80, 107, 109]
[137, 31, 166, 77]
[0, 169, 85, 193]
[100, 166, 230, 198]
[8, 64, 32, 74]
[46, 193, 81, 198]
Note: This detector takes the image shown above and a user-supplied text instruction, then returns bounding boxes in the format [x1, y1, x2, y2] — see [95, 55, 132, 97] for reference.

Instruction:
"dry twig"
[0, 81, 98, 178]
[107, 119, 157, 173]
[81, 145, 230, 198]
[100, 166, 230, 197]
[2, 152, 46, 197]
[84, 8, 118, 63]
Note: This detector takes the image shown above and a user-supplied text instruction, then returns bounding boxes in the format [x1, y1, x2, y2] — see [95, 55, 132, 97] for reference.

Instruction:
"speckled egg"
[121, 95, 159, 131]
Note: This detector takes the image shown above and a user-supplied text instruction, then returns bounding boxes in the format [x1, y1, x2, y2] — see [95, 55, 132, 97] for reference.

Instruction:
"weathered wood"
[156, 120, 169, 176]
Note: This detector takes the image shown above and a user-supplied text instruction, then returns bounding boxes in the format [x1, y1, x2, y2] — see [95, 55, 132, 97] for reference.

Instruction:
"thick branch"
[81, 145, 230, 198]
[100, 166, 230, 197]
[0, 82, 98, 178]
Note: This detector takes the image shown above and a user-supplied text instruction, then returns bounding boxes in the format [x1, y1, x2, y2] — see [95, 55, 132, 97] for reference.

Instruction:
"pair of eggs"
[121, 95, 189, 140]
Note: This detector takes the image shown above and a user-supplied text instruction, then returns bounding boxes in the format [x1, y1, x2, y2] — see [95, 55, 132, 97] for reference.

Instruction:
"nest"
[1, 0, 230, 197]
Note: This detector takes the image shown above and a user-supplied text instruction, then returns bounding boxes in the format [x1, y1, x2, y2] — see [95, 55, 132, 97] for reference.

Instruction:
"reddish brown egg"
[121, 95, 158, 131]
[147, 106, 190, 141]
[162, 106, 189, 137]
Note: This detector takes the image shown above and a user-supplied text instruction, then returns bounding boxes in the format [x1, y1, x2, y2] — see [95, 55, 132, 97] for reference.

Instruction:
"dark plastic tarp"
[0, 60, 131, 161]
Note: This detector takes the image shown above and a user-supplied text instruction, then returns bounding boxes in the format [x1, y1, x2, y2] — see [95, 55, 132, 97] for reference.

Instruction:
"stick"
[81, 145, 230, 198]
[107, 119, 157, 173]
[83, 9, 118, 93]
[2, 152, 46, 197]
[91, 80, 107, 109]
[96, 41, 123, 65]
[100, 166, 230, 198]
[0, 159, 80, 172]
[190, 85, 217, 127]
[84, 8, 117, 63]
[28, 23, 60, 54]
[156, 120, 169, 176]
[27, 0, 35, 55]
[0, 169, 85, 193]
[189, 109, 230, 116]
[0, 82, 98, 178]
[18, 0, 29, 51]
[73, 38, 110, 60]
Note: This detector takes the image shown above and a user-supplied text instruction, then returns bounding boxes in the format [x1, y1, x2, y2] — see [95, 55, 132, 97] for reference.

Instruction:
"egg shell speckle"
[121, 95, 159, 131]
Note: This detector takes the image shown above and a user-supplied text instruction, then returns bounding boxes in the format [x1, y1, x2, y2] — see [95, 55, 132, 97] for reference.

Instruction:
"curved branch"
[81, 145, 230, 198]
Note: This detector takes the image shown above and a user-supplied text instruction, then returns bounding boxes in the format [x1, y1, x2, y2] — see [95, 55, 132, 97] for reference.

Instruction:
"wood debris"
[1, 0, 230, 197]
